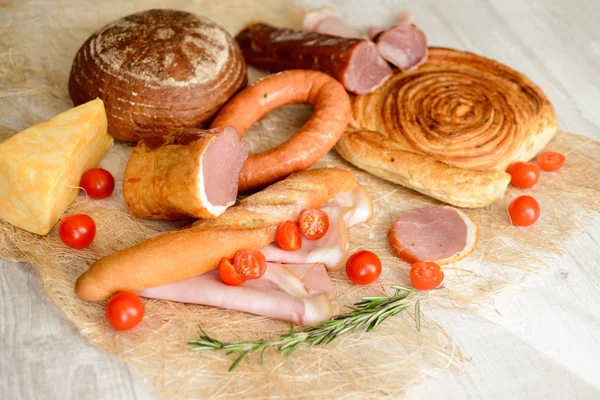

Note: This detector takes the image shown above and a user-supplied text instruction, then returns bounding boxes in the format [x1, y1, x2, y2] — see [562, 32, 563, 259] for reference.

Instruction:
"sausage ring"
[210, 69, 351, 192]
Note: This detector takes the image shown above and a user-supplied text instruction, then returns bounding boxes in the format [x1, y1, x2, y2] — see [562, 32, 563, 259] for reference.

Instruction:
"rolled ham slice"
[368, 22, 428, 72]
[388, 206, 478, 265]
[260, 186, 373, 270]
[139, 263, 335, 326]
[123, 126, 247, 220]
[303, 7, 361, 38]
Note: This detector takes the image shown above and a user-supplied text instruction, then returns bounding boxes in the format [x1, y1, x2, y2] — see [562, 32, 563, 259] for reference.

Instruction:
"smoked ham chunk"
[123, 126, 247, 219]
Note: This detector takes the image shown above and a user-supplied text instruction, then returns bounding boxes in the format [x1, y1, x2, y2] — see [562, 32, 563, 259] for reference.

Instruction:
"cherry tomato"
[219, 257, 246, 286]
[276, 220, 302, 251]
[80, 168, 115, 199]
[537, 152, 565, 172]
[58, 214, 96, 248]
[298, 209, 329, 240]
[234, 249, 267, 280]
[507, 162, 540, 189]
[508, 195, 540, 227]
[105, 291, 145, 331]
[410, 261, 444, 290]
[345, 250, 382, 285]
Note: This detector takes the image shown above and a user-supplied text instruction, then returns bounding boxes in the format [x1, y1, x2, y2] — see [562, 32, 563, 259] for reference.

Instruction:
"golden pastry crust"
[336, 47, 557, 208]
[68, 9, 247, 142]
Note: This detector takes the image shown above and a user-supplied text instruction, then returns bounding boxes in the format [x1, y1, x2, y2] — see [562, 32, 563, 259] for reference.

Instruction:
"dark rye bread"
[68, 9, 247, 142]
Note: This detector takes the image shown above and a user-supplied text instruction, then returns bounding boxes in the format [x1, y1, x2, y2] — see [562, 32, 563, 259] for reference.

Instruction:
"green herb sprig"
[188, 286, 420, 371]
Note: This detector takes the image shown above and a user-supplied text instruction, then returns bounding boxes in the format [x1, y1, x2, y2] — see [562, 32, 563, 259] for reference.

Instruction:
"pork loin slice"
[138, 262, 335, 326]
[388, 206, 478, 265]
[344, 41, 394, 94]
[303, 7, 361, 38]
[123, 126, 247, 220]
[370, 23, 428, 72]
[260, 186, 373, 270]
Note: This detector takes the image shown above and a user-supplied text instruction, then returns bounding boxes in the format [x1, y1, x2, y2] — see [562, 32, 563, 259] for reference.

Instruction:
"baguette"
[75, 168, 358, 301]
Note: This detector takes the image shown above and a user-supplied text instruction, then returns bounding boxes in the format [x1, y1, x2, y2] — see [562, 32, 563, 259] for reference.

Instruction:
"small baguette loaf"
[75, 168, 358, 301]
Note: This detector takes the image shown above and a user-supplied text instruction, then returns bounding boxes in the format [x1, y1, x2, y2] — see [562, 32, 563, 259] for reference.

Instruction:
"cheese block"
[0, 98, 113, 235]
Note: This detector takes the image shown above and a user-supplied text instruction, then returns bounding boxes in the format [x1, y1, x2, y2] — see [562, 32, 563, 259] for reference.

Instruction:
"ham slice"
[140, 186, 372, 325]
[388, 206, 478, 266]
[303, 7, 361, 38]
[139, 262, 335, 326]
[368, 22, 428, 72]
[260, 186, 373, 270]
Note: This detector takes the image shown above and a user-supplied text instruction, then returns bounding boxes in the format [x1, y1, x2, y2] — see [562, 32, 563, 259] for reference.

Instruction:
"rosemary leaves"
[188, 286, 418, 371]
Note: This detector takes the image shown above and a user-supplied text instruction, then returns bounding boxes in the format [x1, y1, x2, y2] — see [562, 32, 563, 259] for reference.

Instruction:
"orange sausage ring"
[210, 70, 351, 192]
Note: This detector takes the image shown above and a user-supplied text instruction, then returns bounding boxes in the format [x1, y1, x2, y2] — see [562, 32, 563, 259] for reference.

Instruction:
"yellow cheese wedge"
[0, 98, 113, 235]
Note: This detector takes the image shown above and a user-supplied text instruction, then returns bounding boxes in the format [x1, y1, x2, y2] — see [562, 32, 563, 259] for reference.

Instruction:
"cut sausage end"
[200, 126, 248, 216]
[344, 41, 393, 95]
[375, 24, 428, 72]
[388, 206, 478, 266]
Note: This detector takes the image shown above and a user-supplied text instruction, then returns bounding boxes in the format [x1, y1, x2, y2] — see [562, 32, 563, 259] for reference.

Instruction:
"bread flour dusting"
[91, 11, 231, 88]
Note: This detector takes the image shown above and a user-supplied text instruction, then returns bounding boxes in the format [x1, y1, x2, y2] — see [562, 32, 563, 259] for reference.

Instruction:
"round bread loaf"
[68, 9, 247, 142]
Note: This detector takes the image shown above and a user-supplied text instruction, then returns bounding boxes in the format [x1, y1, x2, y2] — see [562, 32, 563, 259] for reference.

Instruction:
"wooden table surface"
[1, 0, 599, 399]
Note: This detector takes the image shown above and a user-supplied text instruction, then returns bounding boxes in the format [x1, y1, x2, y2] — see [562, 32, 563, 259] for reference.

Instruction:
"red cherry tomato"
[105, 291, 145, 331]
[298, 209, 329, 240]
[345, 250, 382, 285]
[537, 152, 565, 172]
[410, 261, 444, 290]
[507, 162, 540, 189]
[508, 195, 540, 227]
[58, 214, 96, 248]
[276, 220, 302, 251]
[219, 257, 246, 286]
[80, 168, 115, 199]
[234, 249, 267, 280]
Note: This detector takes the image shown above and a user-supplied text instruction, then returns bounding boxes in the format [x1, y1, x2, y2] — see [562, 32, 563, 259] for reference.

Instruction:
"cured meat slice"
[260, 186, 373, 270]
[369, 23, 428, 72]
[139, 263, 335, 326]
[388, 206, 478, 265]
[261, 206, 349, 269]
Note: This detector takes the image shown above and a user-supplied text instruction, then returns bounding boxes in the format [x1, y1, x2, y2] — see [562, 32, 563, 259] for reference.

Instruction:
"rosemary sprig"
[188, 285, 419, 371]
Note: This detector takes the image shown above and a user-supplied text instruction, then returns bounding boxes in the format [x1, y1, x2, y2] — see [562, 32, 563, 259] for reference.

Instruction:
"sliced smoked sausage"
[235, 23, 392, 95]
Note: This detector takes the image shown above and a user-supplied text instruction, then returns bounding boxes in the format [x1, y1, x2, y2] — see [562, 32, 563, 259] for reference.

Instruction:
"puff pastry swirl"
[336, 47, 557, 208]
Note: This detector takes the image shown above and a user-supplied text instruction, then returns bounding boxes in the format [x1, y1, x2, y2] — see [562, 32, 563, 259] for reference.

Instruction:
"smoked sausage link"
[235, 23, 392, 95]
[211, 70, 351, 192]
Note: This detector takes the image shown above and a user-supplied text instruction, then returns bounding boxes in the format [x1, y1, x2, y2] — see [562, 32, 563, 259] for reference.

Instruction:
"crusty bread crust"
[68, 9, 247, 142]
[336, 47, 557, 208]
[75, 168, 358, 301]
